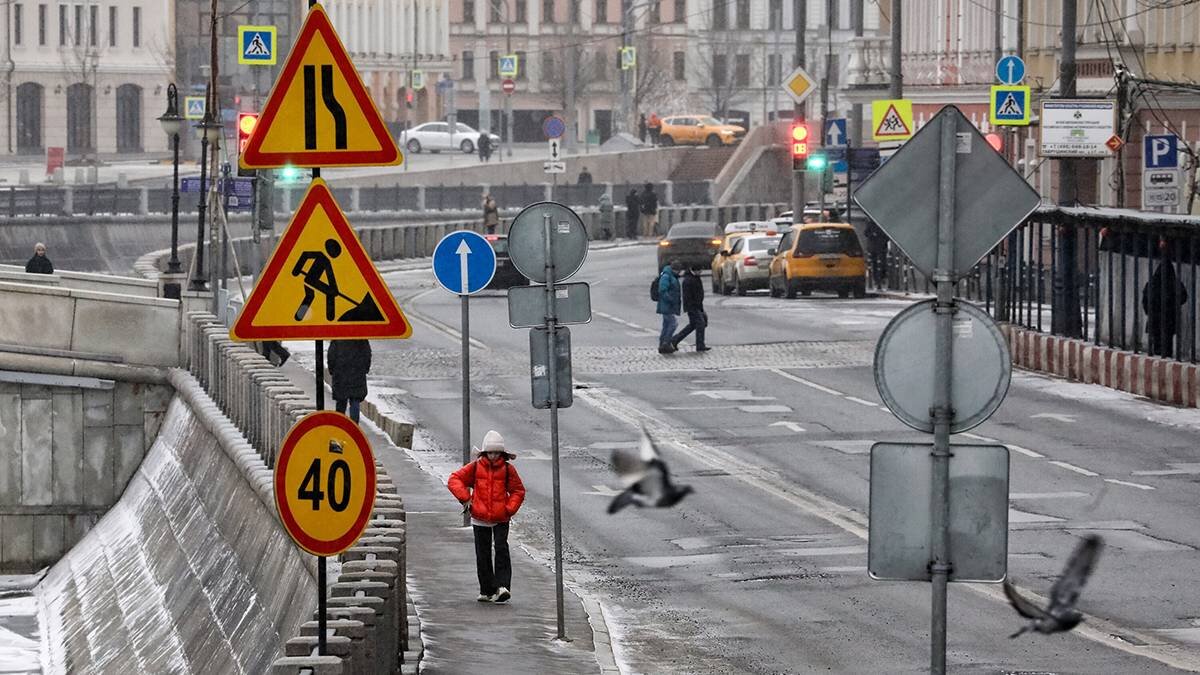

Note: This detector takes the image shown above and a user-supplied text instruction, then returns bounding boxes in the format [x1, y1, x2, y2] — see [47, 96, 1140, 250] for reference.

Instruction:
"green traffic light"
[805, 154, 828, 172]
[279, 165, 302, 182]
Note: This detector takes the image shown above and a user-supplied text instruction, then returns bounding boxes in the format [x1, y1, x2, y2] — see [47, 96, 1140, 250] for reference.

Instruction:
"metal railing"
[871, 205, 1200, 364]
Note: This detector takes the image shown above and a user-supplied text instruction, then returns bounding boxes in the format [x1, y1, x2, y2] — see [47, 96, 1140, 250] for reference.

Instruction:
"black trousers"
[473, 523, 511, 595]
[672, 309, 707, 349]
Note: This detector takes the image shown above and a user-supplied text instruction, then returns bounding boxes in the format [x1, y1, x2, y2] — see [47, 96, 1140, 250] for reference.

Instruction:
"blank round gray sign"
[507, 201, 589, 284]
[874, 299, 1011, 434]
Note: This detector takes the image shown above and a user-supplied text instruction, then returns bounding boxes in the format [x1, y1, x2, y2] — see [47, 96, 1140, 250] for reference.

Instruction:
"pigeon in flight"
[1004, 534, 1104, 638]
[607, 427, 694, 514]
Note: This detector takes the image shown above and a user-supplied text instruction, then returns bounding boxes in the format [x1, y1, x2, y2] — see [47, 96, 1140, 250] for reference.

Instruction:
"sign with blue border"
[1143, 134, 1179, 169]
[498, 55, 519, 79]
[989, 85, 1031, 126]
[824, 118, 847, 147]
[995, 55, 1025, 85]
[238, 25, 277, 66]
[184, 96, 206, 120]
[432, 231, 498, 295]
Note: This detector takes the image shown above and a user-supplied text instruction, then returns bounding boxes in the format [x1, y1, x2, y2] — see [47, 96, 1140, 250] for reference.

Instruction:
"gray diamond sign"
[853, 106, 1041, 279]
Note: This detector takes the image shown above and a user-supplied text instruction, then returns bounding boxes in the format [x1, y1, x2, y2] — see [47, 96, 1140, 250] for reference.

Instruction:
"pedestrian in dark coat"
[656, 263, 681, 353]
[638, 113, 648, 143]
[672, 265, 709, 351]
[25, 243, 53, 274]
[327, 339, 371, 422]
[478, 132, 492, 162]
[625, 189, 640, 239]
[1143, 255, 1188, 358]
[447, 430, 526, 603]
[639, 183, 660, 237]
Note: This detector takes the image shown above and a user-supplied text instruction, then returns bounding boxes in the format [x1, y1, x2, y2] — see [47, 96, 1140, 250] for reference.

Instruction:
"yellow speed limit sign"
[275, 411, 377, 556]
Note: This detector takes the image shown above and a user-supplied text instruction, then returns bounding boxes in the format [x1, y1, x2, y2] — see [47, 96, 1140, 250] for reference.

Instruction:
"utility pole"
[1054, 0, 1081, 337]
[849, 0, 863, 146]
[817, 0, 833, 218]
[791, 0, 806, 220]
[505, 3, 513, 157]
[620, 0, 633, 135]
[889, 0, 901, 99]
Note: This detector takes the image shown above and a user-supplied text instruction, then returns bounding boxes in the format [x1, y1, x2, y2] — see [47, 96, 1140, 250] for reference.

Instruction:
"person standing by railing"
[25, 243, 53, 274]
[1143, 239, 1187, 359]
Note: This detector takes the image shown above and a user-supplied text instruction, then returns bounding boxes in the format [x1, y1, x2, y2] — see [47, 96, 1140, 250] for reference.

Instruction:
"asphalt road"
[363, 243, 1200, 673]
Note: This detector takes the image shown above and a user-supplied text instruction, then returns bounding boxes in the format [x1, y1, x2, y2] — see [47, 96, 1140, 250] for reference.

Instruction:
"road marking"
[844, 396, 879, 408]
[583, 484, 622, 497]
[769, 369, 844, 396]
[1103, 478, 1156, 491]
[738, 404, 792, 413]
[690, 390, 776, 401]
[1010, 491, 1090, 500]
[595, 310, 656, 335]
[959, 432, 996, 442]
[769, 421, 806, 433]
[1031, 412, 1078, 423]
[1133, 463, 1200, 476]
[1006, 444, 1045, 458]
[1048, 460, 1100, 477]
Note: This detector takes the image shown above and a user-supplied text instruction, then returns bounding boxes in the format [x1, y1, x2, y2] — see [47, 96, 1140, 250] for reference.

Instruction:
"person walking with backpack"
[655, 262, 682, 353]
[671, 265, 710, 352]
[447, 430, 526, 603]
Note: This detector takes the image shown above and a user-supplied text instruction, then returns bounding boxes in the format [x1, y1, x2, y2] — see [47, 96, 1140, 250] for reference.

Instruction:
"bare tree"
[631, 33, 687, 118]
[692, 2, 748, 120]
[59, 0, 101, 159]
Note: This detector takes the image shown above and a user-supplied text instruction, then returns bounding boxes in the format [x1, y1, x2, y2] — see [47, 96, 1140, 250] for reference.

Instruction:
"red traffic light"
[238, 112, 259, 137]
[984, 132, 1003, 152]
[790, 123, 810, 162]
[791, 123, 809, 143]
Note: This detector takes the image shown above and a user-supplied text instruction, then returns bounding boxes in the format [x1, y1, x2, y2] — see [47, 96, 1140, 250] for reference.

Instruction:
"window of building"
[13, 4, 22, 45]
[73, 4, 81, 45]
[768, 53, 780, 84]
[516, 0, 526, 22]
[88, 4, 96, 45]
[674, 0, 684, 22]
[37, 4, 46, 45]
[768, 0, 780, 28]
[489, 0, 502, 22]
[595, 0, 607, 23]
[713, 53, 726, 85]
[673, 50, 685, 80]
[569, 0, 579, 23]
[711, 0, 726, 29]
[462, 50, 475, 79]
[463, 0, 475, 22]
[735, 0, 748, 28]
[515, 51, 527, 79]
[826, 53, 839, 86]
[58, 5, 66, 45]
[541, 51, 555, 81]
[108, 6, 116, 46]
[131, 5, 139, 47]
[489, 49, 500, 79]
[827, 0, 838, 29]
[735, 53, 749, 86]
[650, 0, 660, 23]
[543, 0, 555, 22]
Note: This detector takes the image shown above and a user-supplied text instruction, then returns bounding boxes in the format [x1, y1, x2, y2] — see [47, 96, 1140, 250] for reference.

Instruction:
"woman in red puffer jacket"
[448, 430, 526, 603]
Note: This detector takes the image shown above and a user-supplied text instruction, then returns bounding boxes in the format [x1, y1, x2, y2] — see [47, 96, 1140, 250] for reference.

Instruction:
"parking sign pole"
[543, 211, 567, 640]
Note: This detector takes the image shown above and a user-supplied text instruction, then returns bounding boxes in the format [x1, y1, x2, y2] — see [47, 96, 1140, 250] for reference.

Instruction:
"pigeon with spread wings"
[1004, 534, 1104, 638]
[607, 427, 694, 514]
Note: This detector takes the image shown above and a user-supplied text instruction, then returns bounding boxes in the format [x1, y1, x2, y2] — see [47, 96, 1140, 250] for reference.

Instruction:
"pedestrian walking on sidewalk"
[625, 189, 640, 239]
[1143, 245, 1188, 358]
[25, 242, 53, 274]
[327, 339, 371, 423]
[639, 183, 659, 238]
[656, 262, 681, 353]
[482, 194, 501, 234]
[671, 265, 710, 352]
[448, 430, 526, 603]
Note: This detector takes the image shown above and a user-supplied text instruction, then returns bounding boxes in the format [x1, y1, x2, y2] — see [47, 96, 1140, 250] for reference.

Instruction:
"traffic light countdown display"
[791, 122, 810, 171]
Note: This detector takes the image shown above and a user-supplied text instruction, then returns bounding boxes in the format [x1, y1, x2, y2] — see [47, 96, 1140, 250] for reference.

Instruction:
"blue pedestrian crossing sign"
[498, 54, 519, 79]
[989, 85, 1031, 126]
[238, 25, 277, 65]
[184, 96, 206, 120]
[995, 55, 1025, 85]
[432, 231, 498, 295]
[824, 118, 847, 147]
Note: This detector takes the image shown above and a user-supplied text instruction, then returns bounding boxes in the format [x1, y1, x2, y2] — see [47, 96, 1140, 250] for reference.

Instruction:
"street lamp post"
[157, 84, 184, 282]
[191, 109, 222, 291]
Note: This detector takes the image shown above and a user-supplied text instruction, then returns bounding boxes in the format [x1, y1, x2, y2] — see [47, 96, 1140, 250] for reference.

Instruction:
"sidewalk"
[277, 361, 609, 674]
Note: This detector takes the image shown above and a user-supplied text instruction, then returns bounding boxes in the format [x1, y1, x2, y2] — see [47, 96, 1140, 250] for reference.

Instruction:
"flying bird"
[1004, 534, 1104, 638]
[607, 427, 694, 514]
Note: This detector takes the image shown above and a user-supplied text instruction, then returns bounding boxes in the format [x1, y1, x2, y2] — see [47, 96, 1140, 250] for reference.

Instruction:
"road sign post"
[1143, 134, 1181, 211]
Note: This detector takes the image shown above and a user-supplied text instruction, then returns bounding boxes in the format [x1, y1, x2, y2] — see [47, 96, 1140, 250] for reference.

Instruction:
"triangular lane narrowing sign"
[230, 178, 412, 341]
[240, 4, 402, 169]
[874, 104, 912, 138]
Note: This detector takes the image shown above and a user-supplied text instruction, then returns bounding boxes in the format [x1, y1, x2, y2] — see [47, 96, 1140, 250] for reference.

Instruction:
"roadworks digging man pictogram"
[293, 238, 344, 321]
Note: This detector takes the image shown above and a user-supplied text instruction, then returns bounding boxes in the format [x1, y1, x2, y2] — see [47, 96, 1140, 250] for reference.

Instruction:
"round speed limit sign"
[275, 411, 377, 556]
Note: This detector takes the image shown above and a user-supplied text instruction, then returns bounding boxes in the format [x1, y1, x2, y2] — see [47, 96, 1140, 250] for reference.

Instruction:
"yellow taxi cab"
[658, 115, 746, 147]
[767, 223, 867, 299]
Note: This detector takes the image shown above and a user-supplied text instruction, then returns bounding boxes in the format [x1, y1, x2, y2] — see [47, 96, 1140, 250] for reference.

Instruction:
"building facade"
[1, 0, 174, 159]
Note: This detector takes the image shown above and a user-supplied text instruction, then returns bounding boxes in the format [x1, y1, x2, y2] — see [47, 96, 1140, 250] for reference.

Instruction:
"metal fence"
[872, 206, 1200, 364]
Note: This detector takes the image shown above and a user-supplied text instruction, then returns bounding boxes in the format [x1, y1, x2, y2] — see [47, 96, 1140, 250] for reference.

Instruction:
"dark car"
[657, 221, 721, 271]
[485, 234, 529, 289]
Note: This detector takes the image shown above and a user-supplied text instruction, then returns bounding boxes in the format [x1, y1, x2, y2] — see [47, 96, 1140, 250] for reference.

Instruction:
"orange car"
[658, 115, 745, 147]
[767, 223, 867, 298]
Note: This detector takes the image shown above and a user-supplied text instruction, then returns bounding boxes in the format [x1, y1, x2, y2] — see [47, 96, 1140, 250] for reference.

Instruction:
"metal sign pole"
[315, 337, 327, 656]
[929, 108, 958, 675]
[461, 294, 471, 527]
[543, 211, 567, 640]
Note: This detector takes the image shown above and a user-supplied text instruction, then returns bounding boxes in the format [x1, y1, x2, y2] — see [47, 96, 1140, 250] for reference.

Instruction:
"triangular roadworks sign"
[240, 4, 402, 168]
[230, 178, 412, 341]
[872, 99, 914, 141]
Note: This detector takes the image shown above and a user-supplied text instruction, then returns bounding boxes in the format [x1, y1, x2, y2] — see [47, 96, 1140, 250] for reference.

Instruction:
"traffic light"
[790, 122, 810, 171]
[277, 165, 302, 183]
[984, 132, 1004, 153]
[805, 152, 828, 172]
[237, 112, 259, 177]
[405, 89, 415, 109]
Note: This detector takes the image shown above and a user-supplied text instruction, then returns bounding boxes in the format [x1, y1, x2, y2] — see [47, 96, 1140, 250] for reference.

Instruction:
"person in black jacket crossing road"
[671, 266, 710, 352]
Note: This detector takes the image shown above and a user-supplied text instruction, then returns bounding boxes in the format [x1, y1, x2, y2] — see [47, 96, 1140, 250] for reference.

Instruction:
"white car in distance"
[399, 122, 500, 155]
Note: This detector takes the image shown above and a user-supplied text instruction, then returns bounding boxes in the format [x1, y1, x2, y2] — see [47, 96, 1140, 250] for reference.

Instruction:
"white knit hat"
[473, 429, 516, 459]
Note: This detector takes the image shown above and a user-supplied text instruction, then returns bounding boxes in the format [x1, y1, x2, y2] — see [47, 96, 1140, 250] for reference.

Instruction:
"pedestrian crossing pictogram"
[238, 25, 277, 65]
[239, 5, 401, 168]
[989, 85, 1031, 126]
[871, 99, 913, 141]
[184, 96, 206, 120]
[230, 178, 412, 341]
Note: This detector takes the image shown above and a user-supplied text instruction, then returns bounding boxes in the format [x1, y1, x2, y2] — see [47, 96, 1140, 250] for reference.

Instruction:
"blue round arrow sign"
[432, 231, 498, 295]
[995, 55, 1025, 85]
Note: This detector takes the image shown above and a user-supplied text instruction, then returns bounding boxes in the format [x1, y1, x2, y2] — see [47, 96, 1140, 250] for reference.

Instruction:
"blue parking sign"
[1144, 135, 1179, 169]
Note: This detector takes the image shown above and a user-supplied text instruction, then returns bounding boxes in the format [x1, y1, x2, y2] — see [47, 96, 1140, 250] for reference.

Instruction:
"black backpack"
[650, 276, 660, 302]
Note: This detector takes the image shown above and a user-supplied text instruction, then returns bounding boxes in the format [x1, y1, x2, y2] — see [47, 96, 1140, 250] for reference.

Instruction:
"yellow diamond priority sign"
[782, 65, 817, 106]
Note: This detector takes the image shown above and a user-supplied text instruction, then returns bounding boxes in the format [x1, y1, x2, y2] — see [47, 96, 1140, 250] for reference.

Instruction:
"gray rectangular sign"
[530, 326, 572, 409]
[868, 442, 1009, 582]
[508, 282, 592, 328]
